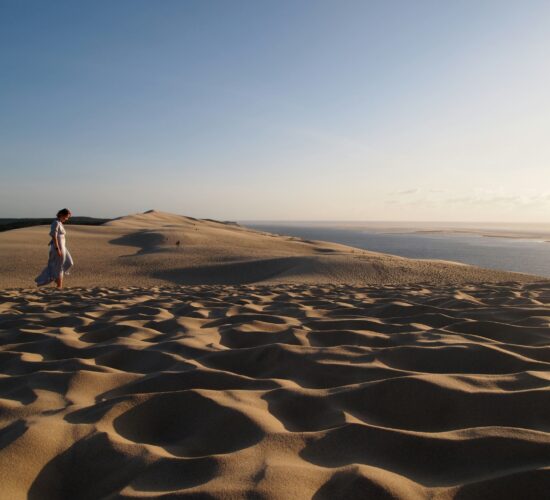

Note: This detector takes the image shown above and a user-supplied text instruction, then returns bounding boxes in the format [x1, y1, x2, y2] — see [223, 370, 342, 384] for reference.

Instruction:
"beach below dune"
[1, 281, 550, 498]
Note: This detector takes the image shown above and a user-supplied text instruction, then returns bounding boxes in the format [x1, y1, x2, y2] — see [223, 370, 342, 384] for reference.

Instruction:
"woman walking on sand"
[35, 208, 74, 288]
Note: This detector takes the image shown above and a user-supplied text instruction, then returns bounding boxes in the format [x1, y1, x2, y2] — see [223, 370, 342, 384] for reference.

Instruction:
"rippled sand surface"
[1, 282, 550, 498]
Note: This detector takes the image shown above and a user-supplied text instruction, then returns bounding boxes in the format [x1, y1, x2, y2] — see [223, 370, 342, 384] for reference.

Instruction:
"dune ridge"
[1, 281, 550, 498]
[0, 210, 543, 289]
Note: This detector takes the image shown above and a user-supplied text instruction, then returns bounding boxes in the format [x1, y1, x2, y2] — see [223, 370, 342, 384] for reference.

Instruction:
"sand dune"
[0, 210, 542, 288]
[1, 211, 549, 498]
[1, 282, 550, 498]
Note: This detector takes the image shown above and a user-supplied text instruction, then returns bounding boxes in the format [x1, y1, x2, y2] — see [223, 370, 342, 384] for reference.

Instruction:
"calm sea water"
[242, 224, 550, 278]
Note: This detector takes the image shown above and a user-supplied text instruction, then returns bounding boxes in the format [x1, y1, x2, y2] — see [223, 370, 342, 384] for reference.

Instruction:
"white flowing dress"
[35, 219, 74, 286]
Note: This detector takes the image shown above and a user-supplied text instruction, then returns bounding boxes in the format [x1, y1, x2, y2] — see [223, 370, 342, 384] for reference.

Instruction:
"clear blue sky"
[1, 0, 549, 221]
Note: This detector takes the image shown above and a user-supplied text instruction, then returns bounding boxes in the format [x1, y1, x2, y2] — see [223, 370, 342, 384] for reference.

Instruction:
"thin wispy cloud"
[385, 188, 550, 215]
[395, 188, 419, 195]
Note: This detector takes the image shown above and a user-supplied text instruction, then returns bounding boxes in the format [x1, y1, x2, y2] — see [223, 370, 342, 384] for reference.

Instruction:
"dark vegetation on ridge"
[0, 217, 113, 232]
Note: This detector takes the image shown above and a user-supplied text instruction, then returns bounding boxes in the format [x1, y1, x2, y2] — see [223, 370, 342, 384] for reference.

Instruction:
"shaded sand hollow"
[0, 210, 543, 288]
[1, 282, 550, 498]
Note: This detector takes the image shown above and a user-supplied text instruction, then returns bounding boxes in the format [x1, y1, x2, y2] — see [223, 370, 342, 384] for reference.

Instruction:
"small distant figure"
[35, 208, 74, 288]
[176, 240, 181, 247]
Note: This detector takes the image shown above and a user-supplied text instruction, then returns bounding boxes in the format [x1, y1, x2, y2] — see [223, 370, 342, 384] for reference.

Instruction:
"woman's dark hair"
[57, 208, 71, 218]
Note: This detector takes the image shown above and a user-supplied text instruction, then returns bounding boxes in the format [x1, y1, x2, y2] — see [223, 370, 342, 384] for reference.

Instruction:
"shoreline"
[410, 229, 550, 241]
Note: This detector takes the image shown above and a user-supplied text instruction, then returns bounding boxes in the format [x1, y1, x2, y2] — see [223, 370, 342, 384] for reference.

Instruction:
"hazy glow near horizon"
[1, 0, 549, 222]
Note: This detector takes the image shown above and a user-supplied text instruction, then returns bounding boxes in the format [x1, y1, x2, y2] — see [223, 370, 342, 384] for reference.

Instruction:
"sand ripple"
[1, 282, 550, 498]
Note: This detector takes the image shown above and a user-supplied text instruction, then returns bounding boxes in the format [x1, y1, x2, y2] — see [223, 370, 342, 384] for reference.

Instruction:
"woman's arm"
[50, 221, 62, 256]
[52, 235, 62, 256]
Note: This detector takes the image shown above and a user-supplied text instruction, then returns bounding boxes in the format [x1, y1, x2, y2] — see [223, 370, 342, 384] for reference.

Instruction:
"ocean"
[241, 223, 550, 278]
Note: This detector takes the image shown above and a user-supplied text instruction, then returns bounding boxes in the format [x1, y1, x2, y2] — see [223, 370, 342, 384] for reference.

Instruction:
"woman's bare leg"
[55, 277, 63, 288]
